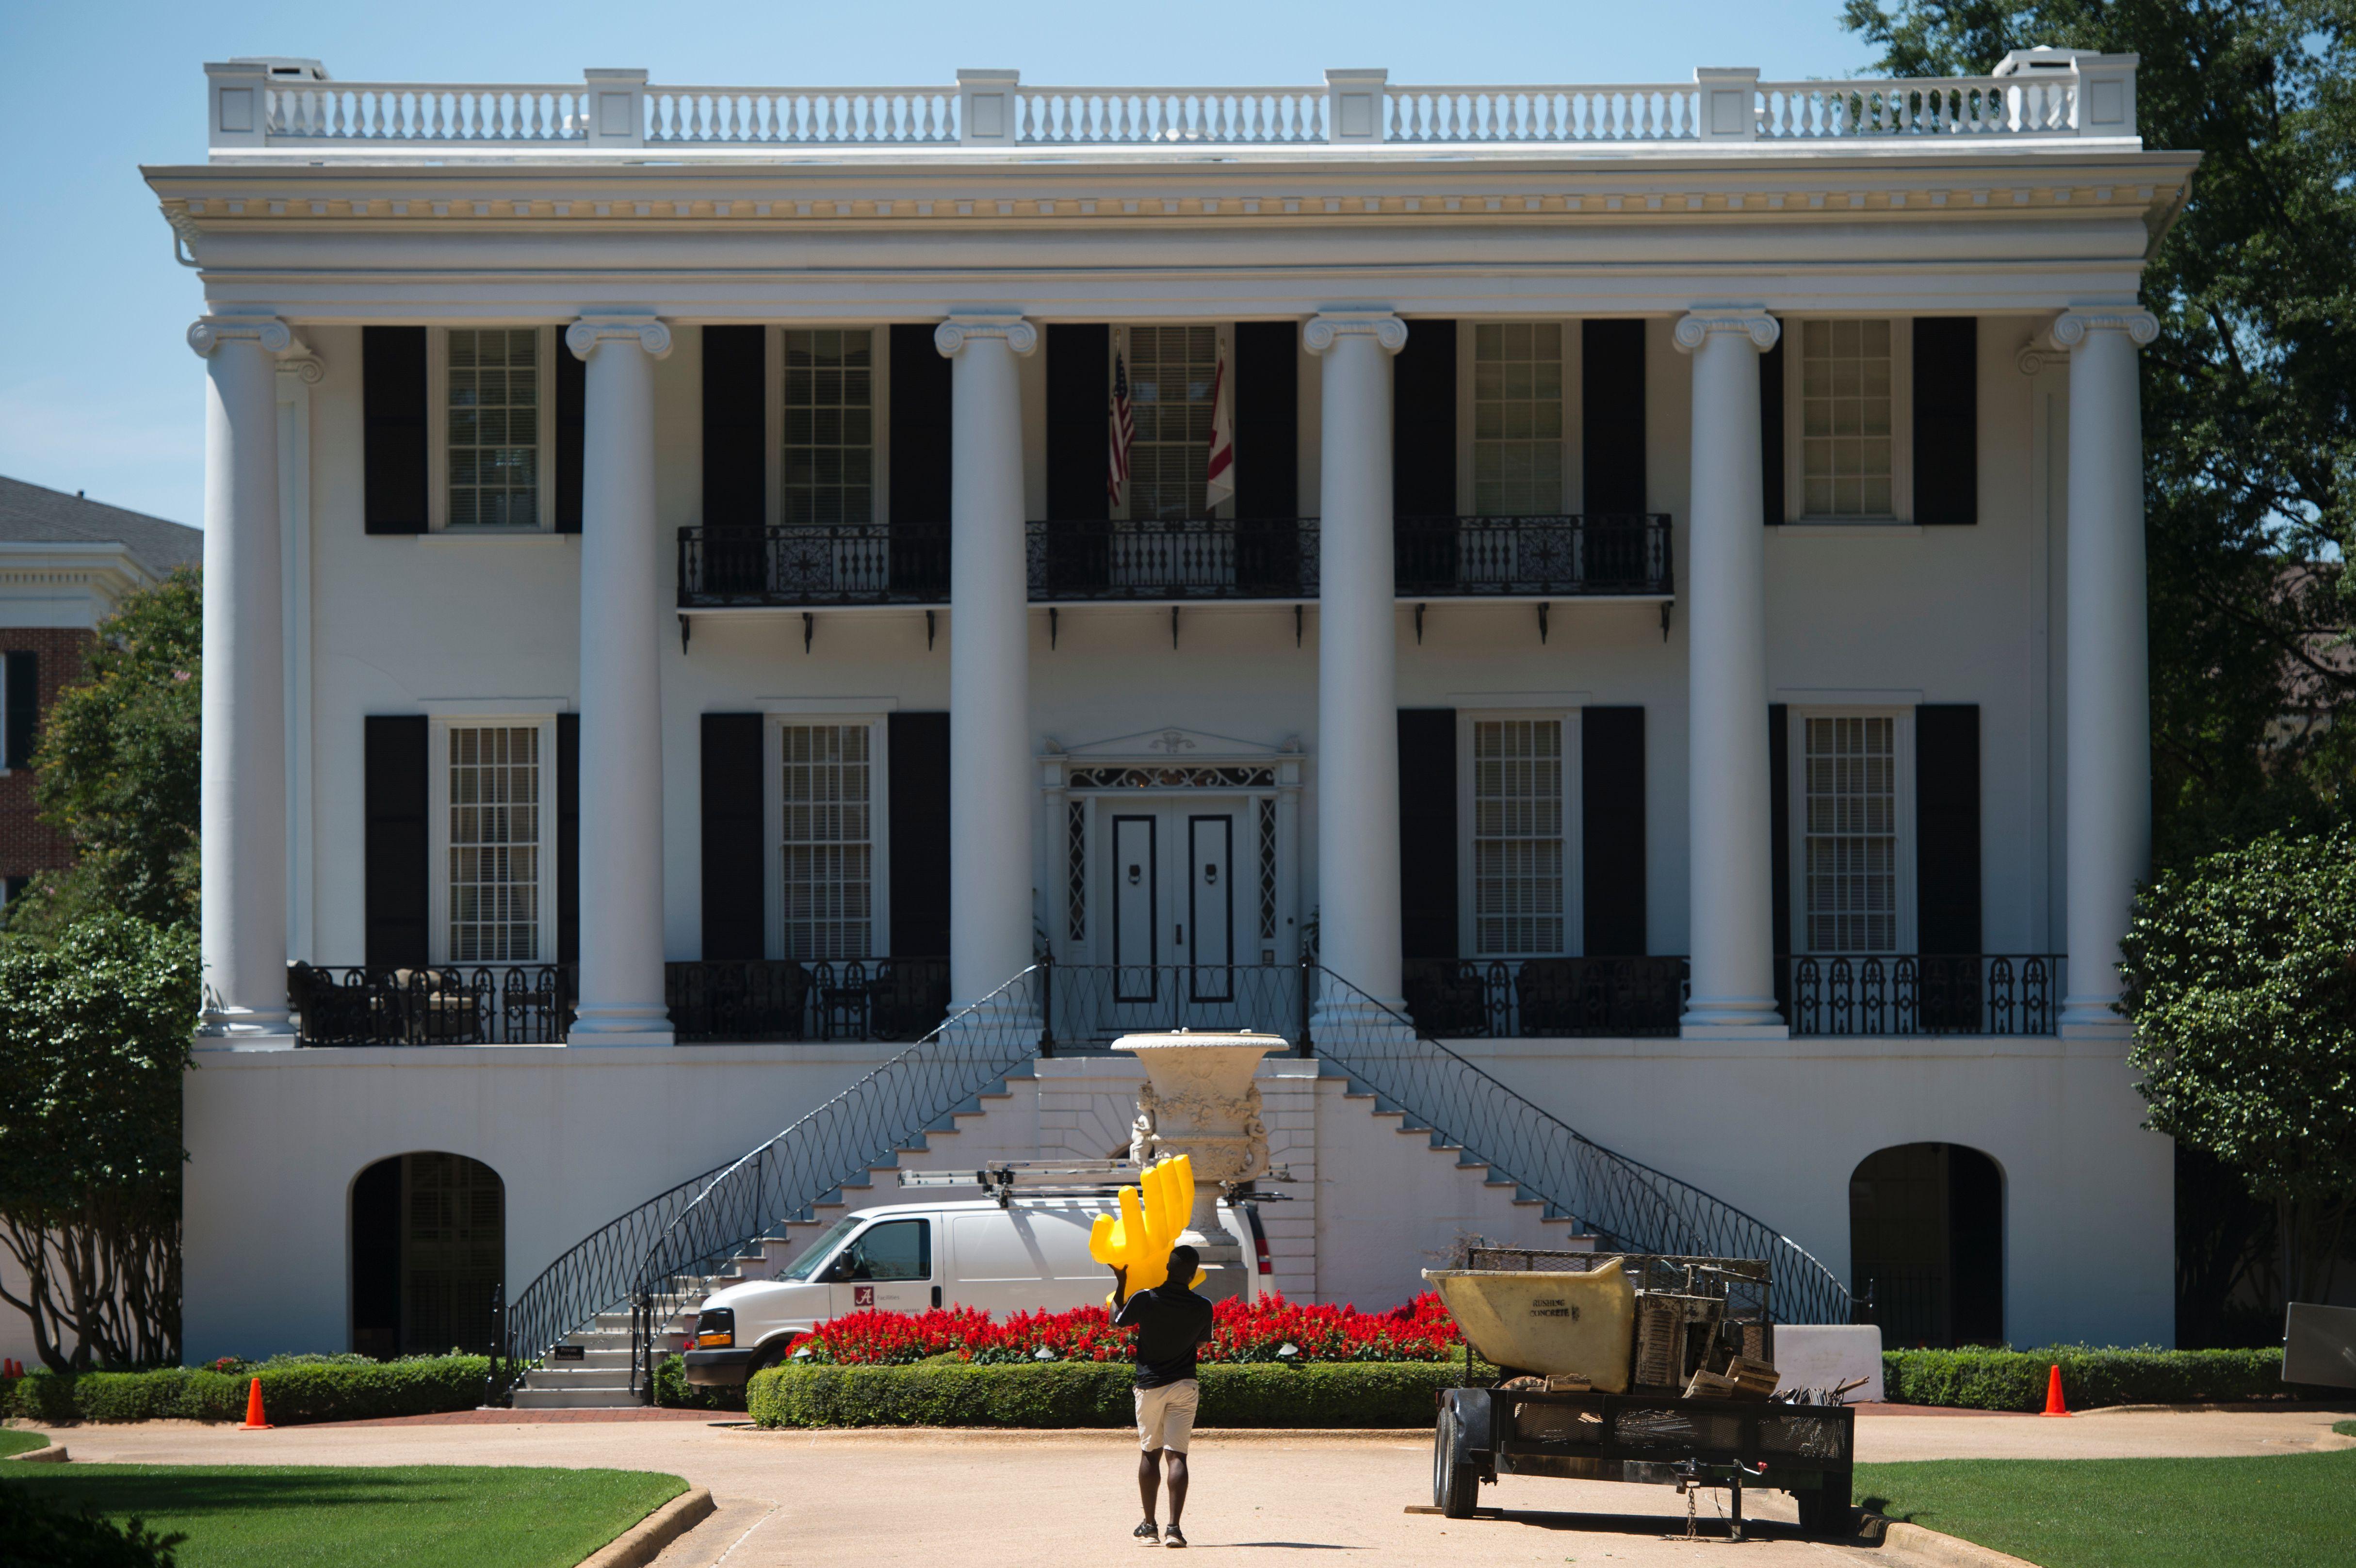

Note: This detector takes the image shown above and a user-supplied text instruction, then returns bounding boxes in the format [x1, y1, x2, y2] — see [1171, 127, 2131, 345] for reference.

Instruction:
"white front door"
[1100, 797, 1246, 1026]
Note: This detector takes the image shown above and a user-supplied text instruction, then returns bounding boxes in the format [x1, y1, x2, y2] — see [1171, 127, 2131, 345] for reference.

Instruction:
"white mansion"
[156, 51, 2191, 1386]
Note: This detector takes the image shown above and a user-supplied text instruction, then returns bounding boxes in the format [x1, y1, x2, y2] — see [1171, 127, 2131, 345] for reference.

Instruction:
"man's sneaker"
[1164, 1525, 1188, 1549]
[1134, 1520, 1160, 1546]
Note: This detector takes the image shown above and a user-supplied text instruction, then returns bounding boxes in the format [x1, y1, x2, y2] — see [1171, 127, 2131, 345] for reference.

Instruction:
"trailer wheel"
[1796, 1477, 1852, 1538]
[1432, 1402, 1479, 1519]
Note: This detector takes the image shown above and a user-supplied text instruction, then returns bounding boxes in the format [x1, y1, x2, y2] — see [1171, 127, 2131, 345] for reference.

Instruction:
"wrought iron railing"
[1777, 954, 2063, 1036]
[666, 958, 949, 1043]
[1038, 961, 1312, 1051]
[1029, 518, 1319, 600]
[1401, 956, 1689, 1038]
[1305, 966, 1852, 1326]
[288, 962, 572, 1045]
[1394, 514, 1671, 597]
[678, 522, 947, 606]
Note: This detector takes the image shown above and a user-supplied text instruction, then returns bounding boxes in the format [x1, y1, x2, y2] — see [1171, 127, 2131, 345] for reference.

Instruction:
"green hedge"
[4, 1355, 489, 1426]
[1883, 1347, 2289, 1412]
[650, 1353, 747, 1413]
[747, 1359, 1456, 1428]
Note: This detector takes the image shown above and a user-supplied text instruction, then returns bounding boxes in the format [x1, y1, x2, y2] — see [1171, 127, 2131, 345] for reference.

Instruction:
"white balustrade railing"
[204, 55, 2132, 154]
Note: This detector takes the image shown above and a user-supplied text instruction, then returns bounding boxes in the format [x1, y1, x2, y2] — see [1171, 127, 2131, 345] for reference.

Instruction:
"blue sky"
[0, 1, 1878, 526]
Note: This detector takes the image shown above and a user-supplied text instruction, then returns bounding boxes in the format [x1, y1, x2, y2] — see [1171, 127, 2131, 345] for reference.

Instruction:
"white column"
[936, 313, 1038, 1008]
[2056, 308, 2158, 1036]
[190, 315, 293, 1041]
[1304, 309, 1409, 1029]
[566, 312, 674, 1045]
[1675, 310, 1787, 1039]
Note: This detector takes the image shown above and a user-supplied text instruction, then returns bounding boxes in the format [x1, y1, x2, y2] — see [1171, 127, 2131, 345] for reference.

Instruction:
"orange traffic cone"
[240, 1376, 272, 1430]
[2040, 1363, 2069, 1417]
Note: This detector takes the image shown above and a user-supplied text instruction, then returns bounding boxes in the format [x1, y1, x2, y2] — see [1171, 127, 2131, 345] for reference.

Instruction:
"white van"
[681, 1196, 1269, 1386]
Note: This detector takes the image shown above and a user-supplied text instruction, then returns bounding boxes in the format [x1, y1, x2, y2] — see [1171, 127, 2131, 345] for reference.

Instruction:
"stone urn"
[1114, 1029, 1283, 1302]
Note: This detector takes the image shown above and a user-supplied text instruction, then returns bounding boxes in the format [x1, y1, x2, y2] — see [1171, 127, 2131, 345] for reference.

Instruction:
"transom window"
[1800, 320, 1895, 517]
[1472, 323, 1566, 515]
[445, 329, 542, 529]
[1118, 325, 1219, 521]
[783, 330, 874, 527]
[446, 725, 541, 962]
[780, 723, 872, 960]
[1804, 715, 1898, 952]
[1472, 718, 1565, 957]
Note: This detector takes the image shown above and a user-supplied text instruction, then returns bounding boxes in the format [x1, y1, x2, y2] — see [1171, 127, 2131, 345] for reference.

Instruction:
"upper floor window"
[776, 721, 874, 960]
[1801, 713, 1901, 953]
[1471, 323, 1566, 516]
[1470, 716, 1566, 957]
[434, 327, 554, 531]
[1115, 324, 1223, 521]
[783, 330, 875, 528]
[1794, 319, 1903, 520]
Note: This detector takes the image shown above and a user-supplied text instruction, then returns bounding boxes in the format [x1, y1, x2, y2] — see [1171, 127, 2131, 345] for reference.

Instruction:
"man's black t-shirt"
[1113, 1282, 1216, 1388]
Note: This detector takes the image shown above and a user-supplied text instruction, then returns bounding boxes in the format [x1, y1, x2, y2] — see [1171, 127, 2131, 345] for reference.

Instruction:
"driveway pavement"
[18, 1405, 2353, 1568]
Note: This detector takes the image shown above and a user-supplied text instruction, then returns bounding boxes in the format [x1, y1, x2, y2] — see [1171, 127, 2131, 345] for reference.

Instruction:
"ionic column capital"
[187, 315, 292, 357]
[1674, 309, 1779, 354]
[566, 312, 674, 361]
[2052, 308, 2160, 349]
[1304, 309, 1408, 356]
[934, 313, 1038, 357]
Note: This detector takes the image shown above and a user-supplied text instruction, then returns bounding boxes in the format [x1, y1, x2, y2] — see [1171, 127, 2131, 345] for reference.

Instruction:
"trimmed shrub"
[1883, 1346, 2289, 1411]
[651, 1353, 747, 1413]
[747, 1359, 1456, 1428]
[4, 1355, 488, 1425]
[0, 1482, 184, 1567]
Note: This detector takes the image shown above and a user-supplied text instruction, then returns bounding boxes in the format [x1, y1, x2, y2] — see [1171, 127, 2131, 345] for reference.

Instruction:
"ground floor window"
[437, 721, 549, 964]
[1797, 711, 1911, 954]
[777, 722, 873, 960]
[350, 1151, 504, 1358]
[1470, 717, 1566, 957]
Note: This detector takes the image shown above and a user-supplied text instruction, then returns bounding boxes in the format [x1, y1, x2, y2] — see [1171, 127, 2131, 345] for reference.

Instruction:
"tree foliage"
[0, 916, 199, 1371]
[2119, 829, 2356, 1303]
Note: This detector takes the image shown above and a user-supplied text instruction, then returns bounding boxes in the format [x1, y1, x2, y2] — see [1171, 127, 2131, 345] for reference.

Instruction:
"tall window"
[1121, 325, 1218, 520]
[447, 725, 540, 962]
[780, 724, 872, 959]
[1799, 319, 1894, 517]
[1804, 715, 1898, 952]
[1472, 718, 1564, 956]
[782, 330, 874, 527]
[1472, 323, 1565, 515]
[446, 329, 541, 528]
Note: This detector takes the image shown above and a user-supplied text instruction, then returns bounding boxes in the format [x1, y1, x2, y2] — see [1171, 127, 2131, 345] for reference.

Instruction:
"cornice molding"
[1674, 309, 1779, 353]
[565, 312, 673, 360]
[2052, 307, 2160, 347]
[933, 313, 1038, 357]
[186, 315, 292, 357]
[1304, 309, 1408, 355]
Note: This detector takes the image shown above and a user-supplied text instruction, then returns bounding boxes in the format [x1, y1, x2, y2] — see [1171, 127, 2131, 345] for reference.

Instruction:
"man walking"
[1112, 1244, 1216, 1547]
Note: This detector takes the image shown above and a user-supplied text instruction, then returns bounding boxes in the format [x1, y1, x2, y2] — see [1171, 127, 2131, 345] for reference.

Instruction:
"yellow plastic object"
[1421, 1262, 1638, 1391]
[1089, 1154, 1210, 1294]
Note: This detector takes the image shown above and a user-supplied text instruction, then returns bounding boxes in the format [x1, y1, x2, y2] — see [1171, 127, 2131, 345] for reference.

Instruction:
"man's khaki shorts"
[1134, 1378, 1201, 1453]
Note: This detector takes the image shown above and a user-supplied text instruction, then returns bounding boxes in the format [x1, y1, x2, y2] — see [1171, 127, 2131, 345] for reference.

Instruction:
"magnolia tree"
[2120, 828, 2356, 1306]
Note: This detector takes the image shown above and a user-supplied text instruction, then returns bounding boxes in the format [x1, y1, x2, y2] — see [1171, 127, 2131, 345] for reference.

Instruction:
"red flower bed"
[777, 1291, 1460, 1366]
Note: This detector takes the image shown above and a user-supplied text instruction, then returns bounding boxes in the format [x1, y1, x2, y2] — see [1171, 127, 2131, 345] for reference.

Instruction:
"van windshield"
[776, 1217, 861, 1282]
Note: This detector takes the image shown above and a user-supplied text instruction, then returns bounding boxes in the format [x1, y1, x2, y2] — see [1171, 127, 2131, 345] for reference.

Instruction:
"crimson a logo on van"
[855, 1285, 876, 1308]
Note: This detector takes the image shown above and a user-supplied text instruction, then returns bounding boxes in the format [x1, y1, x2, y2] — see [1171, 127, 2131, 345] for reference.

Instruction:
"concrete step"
[511, 1384, 643, 1410]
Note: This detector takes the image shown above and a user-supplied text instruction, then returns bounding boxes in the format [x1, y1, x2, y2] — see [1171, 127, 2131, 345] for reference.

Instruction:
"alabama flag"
[1204, 334, 1235, 510]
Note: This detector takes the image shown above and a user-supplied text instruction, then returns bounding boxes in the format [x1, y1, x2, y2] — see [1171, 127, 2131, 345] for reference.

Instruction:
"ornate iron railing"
[1394, 514, 1671, 597]
[1777, 954, 2063, 1036]
[1029, 518, 1319, 601]
[1305, 966, 1852, 1325]
[678, 522, 947, 606]
[288, 962, 572, 1045]
[1038, 961, 1312, 1051]
[1401, 956, 1689, 1038]
[666, 958, 950, 1043]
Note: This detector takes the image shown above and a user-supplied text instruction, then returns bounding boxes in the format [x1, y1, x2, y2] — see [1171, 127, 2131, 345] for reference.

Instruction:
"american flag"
[1107, 350, 1135, 505]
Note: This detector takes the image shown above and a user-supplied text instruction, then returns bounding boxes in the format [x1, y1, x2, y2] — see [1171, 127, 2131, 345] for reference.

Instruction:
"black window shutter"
[703, 326, 766, 525]
[1916, 705, 1982, 954]
[557, 713, 580, 962]
[1045, 325, 1109, 523]
[1392, 320, 1457, 519]
[700, 713, 765, 961]
[1913, 318, 1978, 525]
[1768, 705, 1791, 1017]
[888, 711, 952, 957]
[555, 341, 585, 534]
[5, 651, 37, 770]
[1582, 320, 1647, 514]
[1760, 334, 1786, 527]
[362, 327, 429, 534]
[363, 715, 429, 967]
[1234, 322, 1299, 520]
[1397, 710, 1458, 962]
[1580, 707, 1646, 956]
[889, 324, 953, 525]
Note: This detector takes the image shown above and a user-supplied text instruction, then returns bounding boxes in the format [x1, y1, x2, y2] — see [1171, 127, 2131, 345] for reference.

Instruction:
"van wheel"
[744, 1344, 784, 1382]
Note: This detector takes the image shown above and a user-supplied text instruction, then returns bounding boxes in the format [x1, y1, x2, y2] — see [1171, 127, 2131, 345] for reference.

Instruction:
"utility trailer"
[1425, 1248, 1855, 1539]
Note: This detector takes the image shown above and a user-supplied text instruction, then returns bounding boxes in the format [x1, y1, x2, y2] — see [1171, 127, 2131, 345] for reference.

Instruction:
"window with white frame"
[1471, 717, 1566, 957]
[778, 723, 873, 959]
[1116, 325, 1221, 521]
[782, 330, 875, 527]
[1471, 323, 1566, 515]
[1802, 714, 1901, 953]
[444, 328, 546, 529]
[1797, 320, 1897, 518]
[442, 724, 544, 962]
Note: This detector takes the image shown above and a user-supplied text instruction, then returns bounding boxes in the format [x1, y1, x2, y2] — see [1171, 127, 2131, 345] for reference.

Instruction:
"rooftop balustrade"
[205, 51, 2138, 157]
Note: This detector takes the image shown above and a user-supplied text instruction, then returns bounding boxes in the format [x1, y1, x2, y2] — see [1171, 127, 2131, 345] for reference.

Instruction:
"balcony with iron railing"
[677, 514, 1671, 610]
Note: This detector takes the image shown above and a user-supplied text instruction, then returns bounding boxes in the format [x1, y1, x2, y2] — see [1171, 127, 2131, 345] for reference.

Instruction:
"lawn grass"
[0, 1427, 51, 1458]
[0, 1464, 685, 1568]
[1856, 1451, 2356, 1568]
[2336, 1419, 2355, 1439]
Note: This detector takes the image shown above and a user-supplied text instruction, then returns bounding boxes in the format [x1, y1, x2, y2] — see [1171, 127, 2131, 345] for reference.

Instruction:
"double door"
[1103, 798, 1244, 1024]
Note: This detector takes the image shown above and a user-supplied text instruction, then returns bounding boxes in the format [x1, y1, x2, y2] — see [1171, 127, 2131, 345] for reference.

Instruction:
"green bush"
[1883, 1347, 2289, 1411]
[747, 1359, 1456, 1428]
[650, 1353, 746, 1413]
[4, 1355, 488, 1426]
[0, 1482, 184, 1567]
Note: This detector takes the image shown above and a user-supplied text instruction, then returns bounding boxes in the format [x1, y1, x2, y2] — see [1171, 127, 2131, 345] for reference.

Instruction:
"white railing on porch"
[205, 50, 2137, 155]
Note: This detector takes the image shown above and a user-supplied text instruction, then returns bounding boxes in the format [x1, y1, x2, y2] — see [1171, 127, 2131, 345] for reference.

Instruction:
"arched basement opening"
[350, 1152, 505, 1358]
[1849, 1142, 2003, 1349]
